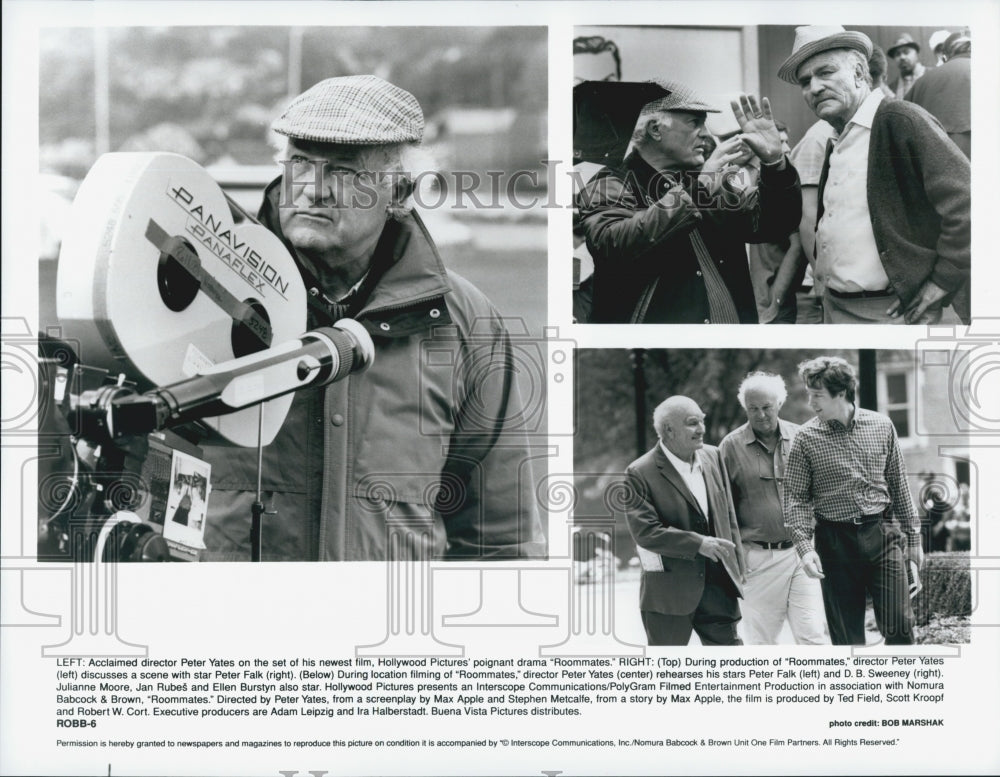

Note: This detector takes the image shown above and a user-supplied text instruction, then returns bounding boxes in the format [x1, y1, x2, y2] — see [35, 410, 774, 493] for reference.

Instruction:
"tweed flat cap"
[777, 26, 873, 84]
[640, 80, 720, 113]
[272, 75, 424, 145]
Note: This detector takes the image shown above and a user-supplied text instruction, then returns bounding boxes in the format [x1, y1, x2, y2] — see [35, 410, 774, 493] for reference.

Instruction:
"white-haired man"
[577, 81, 802, 323]
[202, 75, 544, 561]
[623, 396, 746, 645]
[719, 373, 827, 644]
[778, 26, 970, 324]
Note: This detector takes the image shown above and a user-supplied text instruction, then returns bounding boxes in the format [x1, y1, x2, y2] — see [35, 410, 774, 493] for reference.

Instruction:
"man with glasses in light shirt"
[720, 373, 827, 644]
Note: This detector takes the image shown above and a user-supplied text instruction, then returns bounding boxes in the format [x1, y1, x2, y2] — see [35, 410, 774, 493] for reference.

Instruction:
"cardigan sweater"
[817, 98, 970, 307]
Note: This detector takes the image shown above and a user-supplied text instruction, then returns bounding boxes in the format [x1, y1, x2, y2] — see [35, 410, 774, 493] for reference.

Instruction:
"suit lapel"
[655, 445, 705, 518]
[698, 448, 720, 530]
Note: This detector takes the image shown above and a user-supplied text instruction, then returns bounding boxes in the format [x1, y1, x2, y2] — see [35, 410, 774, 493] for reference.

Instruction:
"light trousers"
[741, 544, 829, 645]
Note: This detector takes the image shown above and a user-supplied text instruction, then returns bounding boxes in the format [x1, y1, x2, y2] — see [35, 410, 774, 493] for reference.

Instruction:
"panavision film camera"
[39, 152, 375, 562]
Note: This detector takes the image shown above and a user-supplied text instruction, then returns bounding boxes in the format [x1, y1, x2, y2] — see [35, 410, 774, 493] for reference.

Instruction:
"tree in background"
[39, 26, 546, 175]
[573, 348, 856, 563]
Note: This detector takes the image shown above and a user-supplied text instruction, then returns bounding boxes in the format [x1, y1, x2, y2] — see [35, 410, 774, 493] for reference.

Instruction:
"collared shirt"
[659, 441, 709, 517]
[784, 406, 920, 557]
[789, 120, 838, 292]
[893, 63, 926, 100]
[814, 90, 890, 295]
[719, 419, 799, 543]
[337, 271, 370, 302]
[790, 120, 837, 187]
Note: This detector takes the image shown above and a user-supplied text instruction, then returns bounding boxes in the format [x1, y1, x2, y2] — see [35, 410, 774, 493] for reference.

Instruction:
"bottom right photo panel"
[573, 347, 975, 648]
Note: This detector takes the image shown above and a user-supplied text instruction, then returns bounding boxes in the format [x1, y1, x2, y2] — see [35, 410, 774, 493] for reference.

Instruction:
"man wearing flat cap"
[779, 26, 970, 324]
[577, 80, 801, 324]
[202, 75, 545, 561]
[887, 33, 926, 100]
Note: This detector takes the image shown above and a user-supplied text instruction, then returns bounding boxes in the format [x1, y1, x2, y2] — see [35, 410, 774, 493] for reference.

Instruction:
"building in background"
[575, 24, 961, 146]
[573, 348, 972, 567]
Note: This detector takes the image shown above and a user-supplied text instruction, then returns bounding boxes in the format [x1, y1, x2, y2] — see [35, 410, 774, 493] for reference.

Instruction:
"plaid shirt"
[784, 407, 919, 557]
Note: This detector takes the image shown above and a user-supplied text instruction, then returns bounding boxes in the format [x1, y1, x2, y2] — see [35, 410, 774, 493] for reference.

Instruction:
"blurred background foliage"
[38, 26, 549, 338]
[39, 26, 547, 177]
[574, 348, 862, 479]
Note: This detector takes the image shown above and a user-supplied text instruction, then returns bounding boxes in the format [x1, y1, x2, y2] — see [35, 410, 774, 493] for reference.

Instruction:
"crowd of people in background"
[573, 26, 972, 325]
[922, 475, 972, 553]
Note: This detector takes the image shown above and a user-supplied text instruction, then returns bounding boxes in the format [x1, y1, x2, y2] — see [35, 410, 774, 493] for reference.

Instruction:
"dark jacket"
[577, 152, 801, 323]
[905, 53, 971, 159]
[624, 444, 745, 616]
[201, 180, 545, 561]
[817, 99, 970, 311]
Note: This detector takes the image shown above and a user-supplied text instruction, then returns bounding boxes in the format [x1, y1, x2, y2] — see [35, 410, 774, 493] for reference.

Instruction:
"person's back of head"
[867, 45, 889, 87]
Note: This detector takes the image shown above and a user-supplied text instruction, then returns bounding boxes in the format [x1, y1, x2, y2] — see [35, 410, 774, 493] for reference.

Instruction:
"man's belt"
[750, 540, 793, 550]
[827, 287, 894, 299]
[817, 511, 887, 527]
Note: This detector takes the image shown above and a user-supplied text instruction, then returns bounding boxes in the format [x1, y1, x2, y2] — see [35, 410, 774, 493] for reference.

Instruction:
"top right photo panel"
[572, 24, 971, 326]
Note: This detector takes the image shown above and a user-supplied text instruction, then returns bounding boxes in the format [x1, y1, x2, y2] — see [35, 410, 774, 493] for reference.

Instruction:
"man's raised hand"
[729, 94, 783, 165]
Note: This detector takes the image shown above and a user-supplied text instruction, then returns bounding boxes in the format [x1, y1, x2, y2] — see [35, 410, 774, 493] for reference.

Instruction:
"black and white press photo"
[3, 3, 1000, 776]
[34, 25, 549, 562]
[573, 348, 974, 647]
[572, 25, 972, 325]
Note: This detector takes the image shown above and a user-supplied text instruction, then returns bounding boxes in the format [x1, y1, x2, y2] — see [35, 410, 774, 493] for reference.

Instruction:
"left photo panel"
[34, 26, 550, 562]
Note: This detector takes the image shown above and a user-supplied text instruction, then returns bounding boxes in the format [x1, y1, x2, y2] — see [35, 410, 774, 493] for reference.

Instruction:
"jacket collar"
[258, 176, 453, 335]
[622, 151, 691, 204]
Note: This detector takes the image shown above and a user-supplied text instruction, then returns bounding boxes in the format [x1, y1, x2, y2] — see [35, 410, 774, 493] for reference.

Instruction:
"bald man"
[623, 396, 747, 645]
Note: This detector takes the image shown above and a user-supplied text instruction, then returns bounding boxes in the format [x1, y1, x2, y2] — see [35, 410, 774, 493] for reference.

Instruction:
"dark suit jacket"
[624, 444, 746, 616]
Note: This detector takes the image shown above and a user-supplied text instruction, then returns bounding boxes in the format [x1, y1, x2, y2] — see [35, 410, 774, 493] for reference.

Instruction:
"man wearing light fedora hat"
[887, 32, 927, 99]
[778, 25, 970, 325]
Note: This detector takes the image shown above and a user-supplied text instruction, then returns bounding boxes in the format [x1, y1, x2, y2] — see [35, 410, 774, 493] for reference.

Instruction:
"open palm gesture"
[729, 94, 783, 165]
